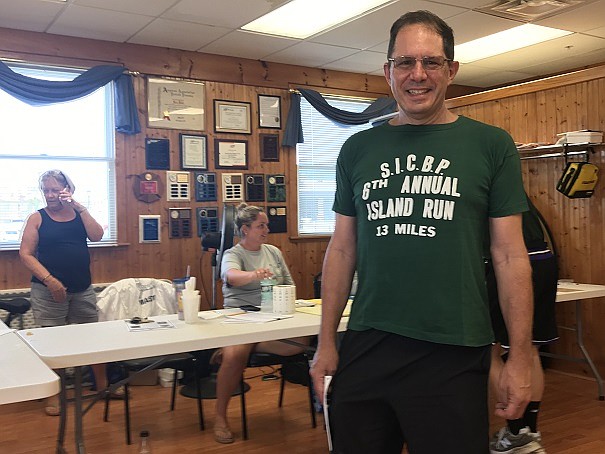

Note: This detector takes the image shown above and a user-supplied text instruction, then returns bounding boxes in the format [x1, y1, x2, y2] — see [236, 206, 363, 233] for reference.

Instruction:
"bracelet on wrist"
[42, 273, 52, 283]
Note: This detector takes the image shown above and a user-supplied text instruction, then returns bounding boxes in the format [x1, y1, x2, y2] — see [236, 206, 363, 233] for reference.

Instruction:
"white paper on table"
[221, 312, 294, 324]
[125, 319, 176, 331]
[198, 308, 245, 320]
[323, 375, 333, 452]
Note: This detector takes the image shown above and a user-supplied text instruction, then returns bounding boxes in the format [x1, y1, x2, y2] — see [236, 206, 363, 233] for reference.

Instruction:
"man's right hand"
[46, 277, 67, 303]
[310, 343, 339, 402]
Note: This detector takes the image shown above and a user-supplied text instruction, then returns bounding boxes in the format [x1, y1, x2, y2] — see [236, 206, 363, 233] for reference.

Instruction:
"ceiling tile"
[586, 26, 605, 39]
[48, 5, 153, 42]
[446, 11, 521, 45]
[265, 42, 358, 68]
[72, 0, 176, 17]
[161, 0, 289, 28]
[367, 40, 389, 55]
[0, 0, 64, 33]
[465, 34, 605, 72]
[438, 0, 496, 7]
[360, 10, 520, 57]
[128, 18, 230, 51]
[200, 30, 298, 59]
[455, 67, 536, 88]
[320, 50, 387, 73]
[520, 47, 605, 76]
[535, 0, 605, 33]
[310, 0, 466, 50]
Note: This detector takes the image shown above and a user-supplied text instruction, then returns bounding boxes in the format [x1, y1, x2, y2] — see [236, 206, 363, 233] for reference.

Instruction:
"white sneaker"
[490, 426, 545, 454]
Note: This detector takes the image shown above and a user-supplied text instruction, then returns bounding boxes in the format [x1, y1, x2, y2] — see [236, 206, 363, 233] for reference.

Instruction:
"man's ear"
[447, 60, 460, 84]
[383, 62, 392, 87]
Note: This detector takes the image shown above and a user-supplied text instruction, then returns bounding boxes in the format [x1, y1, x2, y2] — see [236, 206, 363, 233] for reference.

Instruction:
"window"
[0, 63, 116, 250]
[297, 95, 372, 235]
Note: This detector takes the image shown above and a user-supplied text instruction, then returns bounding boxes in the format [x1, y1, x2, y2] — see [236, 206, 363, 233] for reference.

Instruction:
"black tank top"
[32, 209, 92, 292]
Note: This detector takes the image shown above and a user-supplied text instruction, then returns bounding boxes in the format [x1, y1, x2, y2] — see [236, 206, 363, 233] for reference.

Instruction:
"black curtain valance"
[282, 87, 396, 147]
[282, 92, 303, 148]
[0, 61, 140, 135]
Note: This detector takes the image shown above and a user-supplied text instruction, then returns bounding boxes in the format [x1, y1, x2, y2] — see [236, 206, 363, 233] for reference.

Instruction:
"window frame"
[0, 62, 118, 251]
[295, 92, 375, 237]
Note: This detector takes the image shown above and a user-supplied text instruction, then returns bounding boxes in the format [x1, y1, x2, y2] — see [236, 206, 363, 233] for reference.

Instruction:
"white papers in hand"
[324, 375, 333, 451]
[221, 313, 294, 324]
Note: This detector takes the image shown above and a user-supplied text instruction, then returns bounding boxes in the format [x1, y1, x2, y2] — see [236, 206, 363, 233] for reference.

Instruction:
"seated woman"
[213, 203, 310, 444]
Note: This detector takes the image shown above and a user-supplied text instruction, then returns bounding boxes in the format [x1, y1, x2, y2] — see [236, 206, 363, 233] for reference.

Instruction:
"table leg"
[56, 368, 68, 454]
[575, 301, 604, 400]
[74, 366, 86, 454]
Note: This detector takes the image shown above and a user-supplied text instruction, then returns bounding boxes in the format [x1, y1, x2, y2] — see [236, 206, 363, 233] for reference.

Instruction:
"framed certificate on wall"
[258, 94, 281, 129]
[180, 134, 207, 170]
[214, 139, 248, 169]
[147, 77, 205, 131]
[214, 100, 251, 134]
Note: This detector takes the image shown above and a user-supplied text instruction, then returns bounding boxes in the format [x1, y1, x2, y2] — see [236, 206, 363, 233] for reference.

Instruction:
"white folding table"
[549, 282, 605, 400]
[18, 311, 347, 454]
[0, 320, 59, 405]
[17, 282, 605, 453]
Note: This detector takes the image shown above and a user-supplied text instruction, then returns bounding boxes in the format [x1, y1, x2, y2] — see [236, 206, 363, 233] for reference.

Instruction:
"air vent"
[476, 0, 591, 22]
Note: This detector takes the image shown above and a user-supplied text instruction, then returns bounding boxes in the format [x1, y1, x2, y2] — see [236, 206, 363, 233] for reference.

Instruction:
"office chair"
[97, 278, 202, 445]
[177, 350, 316, 440]
[0, 297, 31, 330]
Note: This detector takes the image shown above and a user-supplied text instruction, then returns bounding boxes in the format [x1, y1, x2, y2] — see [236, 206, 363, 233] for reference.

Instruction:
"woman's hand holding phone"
[59, 186, 72, 205]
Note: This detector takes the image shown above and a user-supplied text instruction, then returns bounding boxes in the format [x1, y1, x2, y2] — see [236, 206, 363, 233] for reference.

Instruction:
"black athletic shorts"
[329, 329, 491, 454]
[486, 251, 559, 347]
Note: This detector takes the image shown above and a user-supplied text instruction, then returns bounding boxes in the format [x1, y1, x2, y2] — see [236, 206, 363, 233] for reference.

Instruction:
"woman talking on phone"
[19, 169, 107, 416]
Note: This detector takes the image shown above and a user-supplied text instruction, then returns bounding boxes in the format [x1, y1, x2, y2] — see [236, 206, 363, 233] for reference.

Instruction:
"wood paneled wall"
[448, 66, 605, 377]
[0, 25, 482, 303]
[0, 27, 394, 306]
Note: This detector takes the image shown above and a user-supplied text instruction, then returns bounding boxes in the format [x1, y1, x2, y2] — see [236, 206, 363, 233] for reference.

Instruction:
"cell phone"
[240, 305, 260, 312]
[60, 186, 72, 204]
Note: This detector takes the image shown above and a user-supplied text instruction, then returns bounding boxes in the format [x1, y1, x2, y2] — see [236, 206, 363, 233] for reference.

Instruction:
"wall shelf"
[518, 143, 602, 161]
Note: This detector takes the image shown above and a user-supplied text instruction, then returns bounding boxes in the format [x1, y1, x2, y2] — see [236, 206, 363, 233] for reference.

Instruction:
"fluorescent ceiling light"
[454, 24, 573, 63]
[242, 0, 392, 39]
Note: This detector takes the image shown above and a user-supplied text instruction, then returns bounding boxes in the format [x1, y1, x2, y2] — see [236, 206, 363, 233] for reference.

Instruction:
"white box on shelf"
[557, 130, 603, 144]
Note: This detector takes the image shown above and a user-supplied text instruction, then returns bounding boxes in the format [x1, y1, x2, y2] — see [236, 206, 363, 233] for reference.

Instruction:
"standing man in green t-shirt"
[310, 10, 534, 454]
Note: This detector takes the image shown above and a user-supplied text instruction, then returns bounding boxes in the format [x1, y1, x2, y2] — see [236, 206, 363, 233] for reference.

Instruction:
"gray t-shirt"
[221, 243, 294, 308]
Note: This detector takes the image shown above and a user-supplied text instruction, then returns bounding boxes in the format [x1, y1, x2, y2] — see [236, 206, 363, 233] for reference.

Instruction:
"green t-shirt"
[333, 115, 527, 346]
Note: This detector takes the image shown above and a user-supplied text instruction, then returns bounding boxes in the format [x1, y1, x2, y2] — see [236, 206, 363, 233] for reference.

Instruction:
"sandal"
[214, 425, 234, 444]
[95, 385, 126, 400]
[109, 386, 126, 400]
[44, 396, 60, 416]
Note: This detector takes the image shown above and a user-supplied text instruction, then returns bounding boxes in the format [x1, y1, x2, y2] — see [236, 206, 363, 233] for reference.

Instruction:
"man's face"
[383, 24, 459, 124]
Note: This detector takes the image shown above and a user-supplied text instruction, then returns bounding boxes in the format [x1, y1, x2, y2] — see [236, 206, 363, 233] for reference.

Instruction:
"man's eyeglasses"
[387, 56, 452, 72]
